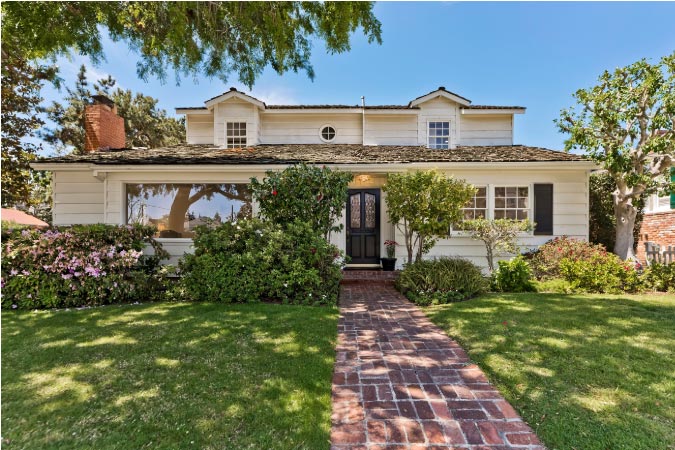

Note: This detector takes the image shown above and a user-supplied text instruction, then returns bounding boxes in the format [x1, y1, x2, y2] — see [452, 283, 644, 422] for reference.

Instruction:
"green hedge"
[396, 257, 486, 305]
[177, 219, 343, 305]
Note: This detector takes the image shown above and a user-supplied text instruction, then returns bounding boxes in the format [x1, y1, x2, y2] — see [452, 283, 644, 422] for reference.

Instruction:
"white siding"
[52, 171, 104, 225]
[185, 113, 214, 144]
[392, 169, 589, 270]
[416, 97, 460, 148]
[259, 113, 362, 144]
[214, 98, 257, 147]
[459, 115, 513, 146]
[364, 114, 418, 146]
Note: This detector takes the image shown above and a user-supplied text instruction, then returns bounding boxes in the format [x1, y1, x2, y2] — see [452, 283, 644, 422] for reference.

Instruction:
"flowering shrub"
[177, 218, 343, 305]
[527, 236, 609, 280]
[1, 224, 168, 309]
[558, 253, 642, 294]
[250, 163, 353, 239]
[396, 257, 487, 306]
[491, 256, 536, 292]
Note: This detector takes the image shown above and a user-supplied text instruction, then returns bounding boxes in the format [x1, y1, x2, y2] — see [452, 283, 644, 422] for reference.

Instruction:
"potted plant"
[381, 240, 398, 271]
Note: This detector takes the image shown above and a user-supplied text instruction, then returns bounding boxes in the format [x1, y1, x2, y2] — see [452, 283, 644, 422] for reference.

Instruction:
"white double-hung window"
[427, 121, 450, 149]
[226, 122, 247, 148]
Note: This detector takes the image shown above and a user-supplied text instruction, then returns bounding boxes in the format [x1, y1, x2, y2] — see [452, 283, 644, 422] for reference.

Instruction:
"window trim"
[426, 119, 451, 149]
[225, 120, 248, 148]
[319, 124, 337, 143]
[123, 181, 254, 241]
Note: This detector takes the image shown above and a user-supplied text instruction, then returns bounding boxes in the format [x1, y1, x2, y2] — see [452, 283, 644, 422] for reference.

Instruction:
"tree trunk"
[167, 186, 192, 234]
[613, 199, 638, 260]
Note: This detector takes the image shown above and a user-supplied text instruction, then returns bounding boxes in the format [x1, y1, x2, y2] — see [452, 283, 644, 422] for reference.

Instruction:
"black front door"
[346, 189, 380, 264]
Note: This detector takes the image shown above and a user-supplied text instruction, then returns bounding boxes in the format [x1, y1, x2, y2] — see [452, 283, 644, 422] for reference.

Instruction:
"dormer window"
[320, 125, 337, 143]
[428, 121, 450, 149]
[226, 122, 247, 148]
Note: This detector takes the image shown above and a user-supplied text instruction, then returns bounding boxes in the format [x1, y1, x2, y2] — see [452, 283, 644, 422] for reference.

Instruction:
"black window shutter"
[533, 184, 553, 235]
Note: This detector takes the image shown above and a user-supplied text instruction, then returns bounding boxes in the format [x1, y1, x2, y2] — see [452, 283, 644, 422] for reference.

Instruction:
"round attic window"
[320, 125, 337, 142]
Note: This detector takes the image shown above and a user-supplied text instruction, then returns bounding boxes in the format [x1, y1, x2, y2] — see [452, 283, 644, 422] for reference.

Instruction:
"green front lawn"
[425, 293, 675, 450]
[2, 302, 338, 450]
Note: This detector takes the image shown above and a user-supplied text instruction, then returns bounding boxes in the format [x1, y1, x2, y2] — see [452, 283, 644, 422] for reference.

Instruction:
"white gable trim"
[204, 91, 266, 109]
[410, 90, 471, 107]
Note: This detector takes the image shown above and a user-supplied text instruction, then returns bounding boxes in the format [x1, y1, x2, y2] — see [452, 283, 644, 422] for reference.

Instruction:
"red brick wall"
[84, 104, 125, 152]
[636, 210, 675, 262]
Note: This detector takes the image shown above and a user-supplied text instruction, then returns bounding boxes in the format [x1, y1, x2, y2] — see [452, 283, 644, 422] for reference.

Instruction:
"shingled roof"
[39, 144, 588, 165]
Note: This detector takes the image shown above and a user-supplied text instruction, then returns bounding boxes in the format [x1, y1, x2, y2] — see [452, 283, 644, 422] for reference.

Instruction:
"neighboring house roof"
[1, 208, 49, 227]
[36, 144, 588, 165]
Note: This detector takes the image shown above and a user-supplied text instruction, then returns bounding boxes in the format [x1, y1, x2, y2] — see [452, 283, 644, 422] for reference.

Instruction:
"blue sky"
[38, 1, 675, 154]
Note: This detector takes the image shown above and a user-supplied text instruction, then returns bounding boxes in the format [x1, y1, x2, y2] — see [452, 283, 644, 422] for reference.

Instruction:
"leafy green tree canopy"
[41, 65, 185, 153]
[1, 51, 56, 207]
[382, 170, 475, 264]
[556, 53, 675, 260]
[2, 1, 382, 86]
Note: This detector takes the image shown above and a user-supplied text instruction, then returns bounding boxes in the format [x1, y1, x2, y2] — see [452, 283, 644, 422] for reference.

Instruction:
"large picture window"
[127, 183, 252, 238]
[494, 186, 529, 220]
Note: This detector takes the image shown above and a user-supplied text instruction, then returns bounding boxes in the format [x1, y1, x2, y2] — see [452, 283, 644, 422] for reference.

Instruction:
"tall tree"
[557, 53, 675, 260]
[2, 2, 382, 87]
[41, 65, 185, 153]
[0, 47, 57, 207]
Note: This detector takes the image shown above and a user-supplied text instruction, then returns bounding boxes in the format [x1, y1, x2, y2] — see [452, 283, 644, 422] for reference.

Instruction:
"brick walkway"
[331, 280, 544, 449]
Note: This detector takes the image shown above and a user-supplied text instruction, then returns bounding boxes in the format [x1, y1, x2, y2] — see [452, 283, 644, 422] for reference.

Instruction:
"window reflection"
[127, 183, 252, 238]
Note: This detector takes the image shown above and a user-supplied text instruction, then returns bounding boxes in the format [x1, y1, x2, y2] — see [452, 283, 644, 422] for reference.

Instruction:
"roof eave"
[461, 108, 526, 115]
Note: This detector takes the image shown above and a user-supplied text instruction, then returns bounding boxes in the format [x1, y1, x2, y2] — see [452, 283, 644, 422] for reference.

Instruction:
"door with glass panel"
[346, 189, 380, 264]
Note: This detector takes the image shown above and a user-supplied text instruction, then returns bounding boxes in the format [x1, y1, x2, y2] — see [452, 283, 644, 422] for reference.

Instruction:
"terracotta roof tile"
[39, 144, 588, 165]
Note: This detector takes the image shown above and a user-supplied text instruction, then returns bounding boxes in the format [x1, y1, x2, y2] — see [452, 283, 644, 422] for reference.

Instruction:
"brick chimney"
[84, 95, 126, 152]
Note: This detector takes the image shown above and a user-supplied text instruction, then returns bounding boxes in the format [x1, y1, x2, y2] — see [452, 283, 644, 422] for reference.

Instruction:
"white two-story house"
[34, 87, 596, 268]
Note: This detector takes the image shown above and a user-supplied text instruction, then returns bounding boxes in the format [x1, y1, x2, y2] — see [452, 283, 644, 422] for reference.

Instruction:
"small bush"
[533, 278, 573, 293]
[491, 256, 536, 292]
[177, 219, 343, 305]
[1, 224, 168, 309]
[396, 257, 486, 306]
[527, 236, 609, 280]
[559, 253, 642, 294]
[641, 262, 675, 292]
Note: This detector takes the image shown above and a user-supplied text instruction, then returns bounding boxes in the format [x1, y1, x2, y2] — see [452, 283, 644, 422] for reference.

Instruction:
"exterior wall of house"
[364, 114, 418, 146]
[185, 112, 214, 144]
[51, 170, 105, 225]
[459, 115, 513, 146]
[259, 113, 363, 144]
[416, 97, 461, 148]
[392, 168, 589, 269]
[184, 95, 514, 148]
[47, 165, 589, 269]
[214, 98, 259, 146]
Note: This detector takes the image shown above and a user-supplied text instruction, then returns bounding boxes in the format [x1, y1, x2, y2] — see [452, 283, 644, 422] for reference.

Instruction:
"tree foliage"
[463, 218, 534, 272]
[589, 171, 643, 251]
[0, 49, 56, 207]
[556, 53, 675, 259]
[382, 170, 475, 264]
[2, 2, 382, 86]
[41, 65, 184, 154]
[250, 164, 353, 240]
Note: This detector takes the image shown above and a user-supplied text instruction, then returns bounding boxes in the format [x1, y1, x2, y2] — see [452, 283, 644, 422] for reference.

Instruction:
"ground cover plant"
[1, 301, 338, 449]
[425, 292, 675, 450]
[1, 224, 167, 309]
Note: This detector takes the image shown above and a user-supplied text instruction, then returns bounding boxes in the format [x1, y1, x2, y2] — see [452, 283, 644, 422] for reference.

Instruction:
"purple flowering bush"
[1, 224, 168, 309]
